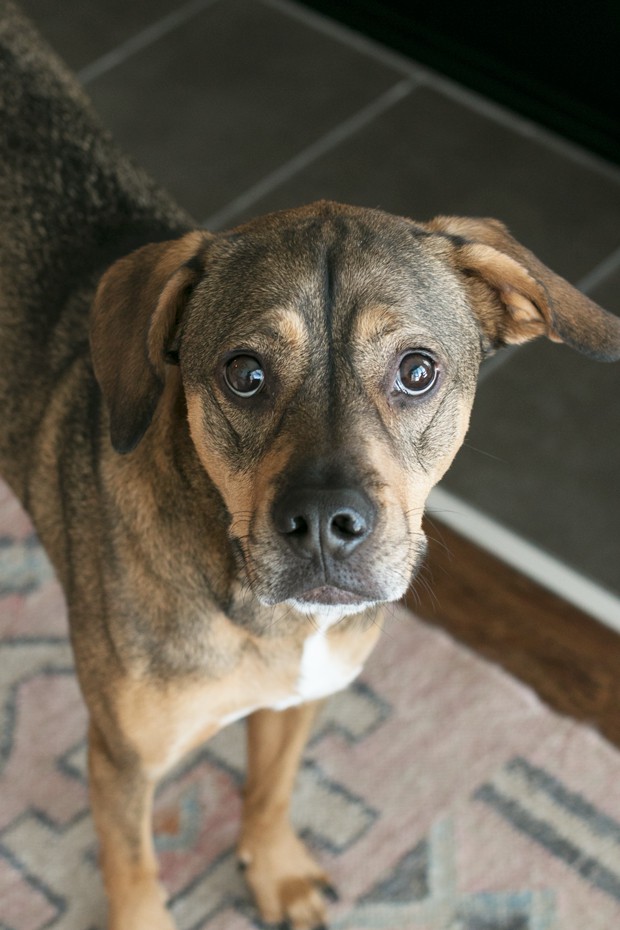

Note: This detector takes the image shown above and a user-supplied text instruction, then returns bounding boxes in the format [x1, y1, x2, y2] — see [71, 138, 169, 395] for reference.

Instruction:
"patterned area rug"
[3, 476, 620, 930]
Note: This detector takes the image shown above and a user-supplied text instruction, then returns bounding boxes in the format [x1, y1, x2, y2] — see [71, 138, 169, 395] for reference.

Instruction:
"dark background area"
[300, 0, 620, 164]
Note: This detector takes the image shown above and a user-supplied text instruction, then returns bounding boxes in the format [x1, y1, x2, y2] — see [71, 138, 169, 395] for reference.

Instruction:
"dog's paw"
[238, 826, 334, 930]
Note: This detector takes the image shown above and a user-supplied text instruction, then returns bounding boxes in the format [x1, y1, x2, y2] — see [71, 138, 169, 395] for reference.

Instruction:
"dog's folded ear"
[427, 216, 620, 361]
[90, 230, 212, 454]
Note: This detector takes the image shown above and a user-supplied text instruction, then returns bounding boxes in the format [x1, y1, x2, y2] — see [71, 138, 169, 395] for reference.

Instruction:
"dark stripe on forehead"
[322, 219, 346, 431]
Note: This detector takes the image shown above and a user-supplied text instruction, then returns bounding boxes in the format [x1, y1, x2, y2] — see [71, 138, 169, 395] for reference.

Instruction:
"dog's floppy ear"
[91, 230, 212, 454]
[427, 216, 620, 361]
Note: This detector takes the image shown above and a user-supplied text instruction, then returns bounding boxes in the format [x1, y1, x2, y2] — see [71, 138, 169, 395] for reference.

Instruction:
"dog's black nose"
[272, 488, 374, 559]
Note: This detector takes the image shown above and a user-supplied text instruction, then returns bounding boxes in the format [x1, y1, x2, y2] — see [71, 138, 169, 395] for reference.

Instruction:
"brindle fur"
[2, 3, 620, 929]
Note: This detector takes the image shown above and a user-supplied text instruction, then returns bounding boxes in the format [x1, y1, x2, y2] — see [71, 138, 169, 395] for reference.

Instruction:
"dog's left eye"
[224, 354, 265, 397]
[394, 352, 438, 396]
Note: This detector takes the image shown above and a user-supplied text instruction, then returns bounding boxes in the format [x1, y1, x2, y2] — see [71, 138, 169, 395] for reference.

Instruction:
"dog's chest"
[275, 628, 362, 709]
[124, 617, 382, 777]
[218, 625, 369, 728]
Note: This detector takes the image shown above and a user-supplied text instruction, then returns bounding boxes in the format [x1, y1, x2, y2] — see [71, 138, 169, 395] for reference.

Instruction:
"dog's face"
[180, 209, 480, 613]
[91, 202, 620, 617]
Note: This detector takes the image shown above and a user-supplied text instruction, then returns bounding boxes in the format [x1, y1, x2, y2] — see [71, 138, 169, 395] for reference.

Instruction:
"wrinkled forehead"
[189, 210, 479, 353]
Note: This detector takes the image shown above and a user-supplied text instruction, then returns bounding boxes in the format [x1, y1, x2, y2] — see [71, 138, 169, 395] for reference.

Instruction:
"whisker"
[461, 441, 507, 464]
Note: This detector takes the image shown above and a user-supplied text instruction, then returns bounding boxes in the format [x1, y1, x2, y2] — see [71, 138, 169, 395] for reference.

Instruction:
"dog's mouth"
[287, 585, 379, 622]
[294, 585, 367, 606]
[235, 522, 428, 612]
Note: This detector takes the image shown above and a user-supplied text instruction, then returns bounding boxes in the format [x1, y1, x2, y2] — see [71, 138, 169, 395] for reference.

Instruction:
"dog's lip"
[294, 586, 368, 606]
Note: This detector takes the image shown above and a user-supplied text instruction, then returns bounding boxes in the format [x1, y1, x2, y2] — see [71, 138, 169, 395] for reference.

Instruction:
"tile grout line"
[423, 74, 620, 186]
[577, 243, 620, 295]
[428, 487, 620, 631]
[259, 0, 422, 79]
[266, 0, 620, 186]
[77, 0, 223, 85]
[202, 77, 417, 230]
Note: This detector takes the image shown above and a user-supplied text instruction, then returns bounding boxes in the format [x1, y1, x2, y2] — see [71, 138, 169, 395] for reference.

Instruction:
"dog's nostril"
[275, 509, 311, 537]
[331, 511, 366, 539]
[288, 515, 308, 536]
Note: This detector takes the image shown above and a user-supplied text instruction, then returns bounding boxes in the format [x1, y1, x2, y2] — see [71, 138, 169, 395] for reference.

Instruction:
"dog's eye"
[395, 352, 438, 396]
[224, 354, 265, 397]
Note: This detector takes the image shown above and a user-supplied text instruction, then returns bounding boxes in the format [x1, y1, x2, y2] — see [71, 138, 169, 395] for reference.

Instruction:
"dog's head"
[91, 202, 620, 618]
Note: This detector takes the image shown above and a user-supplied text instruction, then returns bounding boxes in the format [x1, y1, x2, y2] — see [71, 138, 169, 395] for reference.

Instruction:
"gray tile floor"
[20, 0, 620, 599]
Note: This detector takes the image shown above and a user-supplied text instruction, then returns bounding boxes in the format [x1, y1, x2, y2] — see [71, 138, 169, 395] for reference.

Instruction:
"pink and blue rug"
[2, 476, 620, 930]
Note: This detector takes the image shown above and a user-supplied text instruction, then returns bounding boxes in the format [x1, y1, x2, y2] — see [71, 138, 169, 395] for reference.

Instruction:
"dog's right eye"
[224, 354, 265, 397]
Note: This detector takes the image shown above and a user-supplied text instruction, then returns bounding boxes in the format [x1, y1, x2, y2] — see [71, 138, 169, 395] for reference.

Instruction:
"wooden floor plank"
[405, 520, 620, 748]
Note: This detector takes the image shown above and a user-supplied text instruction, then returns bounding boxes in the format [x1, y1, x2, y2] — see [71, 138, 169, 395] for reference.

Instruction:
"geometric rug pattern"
[3, 474, 620, 930]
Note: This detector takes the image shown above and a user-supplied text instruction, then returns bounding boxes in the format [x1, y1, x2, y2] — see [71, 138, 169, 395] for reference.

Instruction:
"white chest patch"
[273, 629, 362, 710]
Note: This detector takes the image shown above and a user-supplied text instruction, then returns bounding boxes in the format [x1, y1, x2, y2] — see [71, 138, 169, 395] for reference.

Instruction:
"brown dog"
[1, 4, 619, 929]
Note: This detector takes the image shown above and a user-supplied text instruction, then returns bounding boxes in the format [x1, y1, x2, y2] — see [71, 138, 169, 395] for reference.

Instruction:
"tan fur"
[239, 704, 329, 927]
[186, 391, 297, 547]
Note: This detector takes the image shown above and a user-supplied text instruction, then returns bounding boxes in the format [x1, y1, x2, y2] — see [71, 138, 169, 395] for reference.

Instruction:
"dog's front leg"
[88, 722, 175, 930]
[239, 703, 331, 930]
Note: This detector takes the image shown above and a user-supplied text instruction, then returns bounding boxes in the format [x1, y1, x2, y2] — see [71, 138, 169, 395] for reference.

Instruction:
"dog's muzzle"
[268, 485, 379, 605]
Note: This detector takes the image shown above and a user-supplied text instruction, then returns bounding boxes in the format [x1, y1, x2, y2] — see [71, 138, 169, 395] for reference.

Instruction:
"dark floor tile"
[441, 333, 620, 593]
[20, 0, 184, 71]
[84, 0, 403, 220]
[233, 87, 620, 284]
